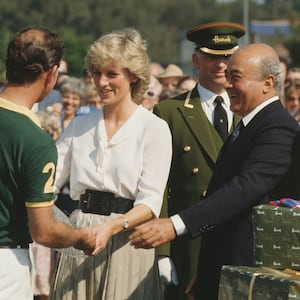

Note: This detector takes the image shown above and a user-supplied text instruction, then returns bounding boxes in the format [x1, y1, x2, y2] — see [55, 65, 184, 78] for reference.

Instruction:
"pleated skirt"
[49, 209, 162, 300]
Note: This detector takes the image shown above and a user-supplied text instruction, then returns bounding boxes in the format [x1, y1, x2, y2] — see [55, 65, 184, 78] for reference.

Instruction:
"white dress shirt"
[55, 105, 172, 217]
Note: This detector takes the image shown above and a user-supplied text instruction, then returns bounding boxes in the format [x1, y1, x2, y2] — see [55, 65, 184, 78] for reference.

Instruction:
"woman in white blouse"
[49, 28, 172, 300]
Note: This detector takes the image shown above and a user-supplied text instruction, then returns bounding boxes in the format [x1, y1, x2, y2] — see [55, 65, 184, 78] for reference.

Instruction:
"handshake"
[72, 216, 178, 256]
[52, 203, 177, 256]
[52, 205, 111, 256]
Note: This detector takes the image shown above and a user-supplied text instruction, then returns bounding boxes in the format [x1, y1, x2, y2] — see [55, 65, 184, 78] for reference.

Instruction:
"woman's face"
[92, 63, 133, 107]
[62, 91, 81, 117]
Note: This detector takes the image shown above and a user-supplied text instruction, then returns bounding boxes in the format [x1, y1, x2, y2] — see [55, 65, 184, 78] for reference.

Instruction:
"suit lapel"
[178, 87, 223, 163]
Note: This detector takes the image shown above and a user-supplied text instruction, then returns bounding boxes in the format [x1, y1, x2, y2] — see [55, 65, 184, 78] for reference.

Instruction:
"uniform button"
[202, 190, 207, 197]
[192, 167, 199, 174]
[183, 145, 191, 152]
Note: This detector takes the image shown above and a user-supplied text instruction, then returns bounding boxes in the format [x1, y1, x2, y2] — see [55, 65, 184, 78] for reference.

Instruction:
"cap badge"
[212, 35, 232, 44]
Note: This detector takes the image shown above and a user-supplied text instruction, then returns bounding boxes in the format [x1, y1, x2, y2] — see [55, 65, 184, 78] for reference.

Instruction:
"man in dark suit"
[130, 43, 300, 300]
[155, 22, 245, 299]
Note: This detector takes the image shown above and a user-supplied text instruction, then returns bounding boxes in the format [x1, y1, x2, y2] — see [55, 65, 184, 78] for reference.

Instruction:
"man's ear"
[42, 65, 59, 91]
[43, 65, 58, 89]
[48, 65, 59, 81]
[262, 74, 275, 94]
[192, 52, 201, 69]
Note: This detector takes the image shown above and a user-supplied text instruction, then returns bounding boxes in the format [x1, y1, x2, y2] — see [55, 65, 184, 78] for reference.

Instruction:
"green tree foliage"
[1, 0, 300, 78]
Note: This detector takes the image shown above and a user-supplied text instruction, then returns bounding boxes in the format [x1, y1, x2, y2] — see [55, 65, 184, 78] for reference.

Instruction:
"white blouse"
[55, 105, 172, 217]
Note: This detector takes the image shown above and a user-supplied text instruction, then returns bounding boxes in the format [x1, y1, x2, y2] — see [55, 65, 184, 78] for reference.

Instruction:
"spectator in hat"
[138, 22, 245, 300]
[157, 63, 185, 93]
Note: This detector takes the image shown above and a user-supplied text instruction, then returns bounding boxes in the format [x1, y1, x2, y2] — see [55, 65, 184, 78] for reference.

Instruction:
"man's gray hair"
[259, 55, 283, 95]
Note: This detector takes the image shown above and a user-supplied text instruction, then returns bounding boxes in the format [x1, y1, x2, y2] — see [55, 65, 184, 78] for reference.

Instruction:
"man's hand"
[73, 227, 96, 256]
[129, 218, 176, 249]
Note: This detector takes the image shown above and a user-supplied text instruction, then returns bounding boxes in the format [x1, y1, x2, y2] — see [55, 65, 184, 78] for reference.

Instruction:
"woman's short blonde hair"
[85, 28, 150, 102]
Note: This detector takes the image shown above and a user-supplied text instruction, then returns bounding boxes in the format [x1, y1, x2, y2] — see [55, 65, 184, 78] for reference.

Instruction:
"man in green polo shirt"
[0, 27, 96, 300]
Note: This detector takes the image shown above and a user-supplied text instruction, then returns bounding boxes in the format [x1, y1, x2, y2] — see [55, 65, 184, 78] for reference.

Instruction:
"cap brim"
[199, 45, 240, 56]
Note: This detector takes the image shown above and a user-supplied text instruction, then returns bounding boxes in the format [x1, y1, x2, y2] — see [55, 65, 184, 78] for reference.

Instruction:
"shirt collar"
[242, 96, 279, 127]
[0, 97, 41, 127]
[197, 83, 230, 108]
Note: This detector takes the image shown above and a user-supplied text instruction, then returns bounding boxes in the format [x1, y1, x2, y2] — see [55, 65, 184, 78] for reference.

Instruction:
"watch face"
[122, 217, 129, 229]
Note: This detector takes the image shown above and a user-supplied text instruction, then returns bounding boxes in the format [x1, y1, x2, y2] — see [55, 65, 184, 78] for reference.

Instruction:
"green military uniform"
[154, 88, 240, 299]
[0, 98, 57, 247]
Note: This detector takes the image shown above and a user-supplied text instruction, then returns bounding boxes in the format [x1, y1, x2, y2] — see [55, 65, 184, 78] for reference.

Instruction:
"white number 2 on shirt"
[42, 162, 56, 193]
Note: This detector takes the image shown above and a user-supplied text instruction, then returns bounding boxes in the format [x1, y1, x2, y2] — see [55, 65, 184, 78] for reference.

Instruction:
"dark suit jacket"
[153, 87, 240, 299]
[179, 100, 300, 300]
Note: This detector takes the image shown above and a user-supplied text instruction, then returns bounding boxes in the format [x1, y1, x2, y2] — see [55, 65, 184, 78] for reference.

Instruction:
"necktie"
[216, 120, 244, 163]
[228, 120, 244, 146]
[214, 96, 228, 141]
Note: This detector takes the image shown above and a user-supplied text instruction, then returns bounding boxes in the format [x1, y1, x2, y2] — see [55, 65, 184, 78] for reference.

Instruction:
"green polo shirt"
[0, 97, 57, 246]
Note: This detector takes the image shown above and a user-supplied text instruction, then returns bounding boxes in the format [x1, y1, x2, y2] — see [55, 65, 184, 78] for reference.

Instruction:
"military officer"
[154, 22, 246, 300]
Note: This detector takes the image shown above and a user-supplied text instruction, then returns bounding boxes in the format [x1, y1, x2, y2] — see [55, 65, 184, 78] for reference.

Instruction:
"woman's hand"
[91, 222, 114, 255]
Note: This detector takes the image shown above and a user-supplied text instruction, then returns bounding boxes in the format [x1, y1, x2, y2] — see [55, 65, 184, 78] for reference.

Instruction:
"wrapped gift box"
[218, 265, 300, 300]
[253, 205, 300, 270]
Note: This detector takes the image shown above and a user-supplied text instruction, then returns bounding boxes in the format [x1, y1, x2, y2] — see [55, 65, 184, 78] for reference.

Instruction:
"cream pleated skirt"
[49, 209, 162, 300]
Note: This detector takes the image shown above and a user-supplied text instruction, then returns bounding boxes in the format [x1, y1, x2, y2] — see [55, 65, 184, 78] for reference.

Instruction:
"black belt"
[79, 190, 133, 216]
[0, 244, 29, 249]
